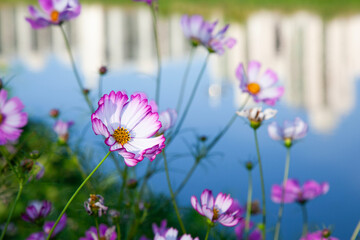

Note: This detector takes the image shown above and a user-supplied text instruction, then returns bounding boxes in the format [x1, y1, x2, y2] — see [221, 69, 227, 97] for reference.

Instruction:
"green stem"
[116, 220, 121, 240]
[253, 129, 266, 240]
[176, 46, 195, 113]
[46, 151, 111, 240]
[174, 160, 198, 197]
[95, 217, 101, 239]
[150, 5, 162, 105]
[0, 180, 23, 240]
[207, 95, 250, 151]
[162, 151, 186, 234]
[169, 53, 210, 143]
[351, 220, 360, 240]
[59, 24, 94, 112]
[204, 225, 211, 240]
[274, 147, 291, 240]
[301, 204, 308, 237]
[245, 170, 253, 239]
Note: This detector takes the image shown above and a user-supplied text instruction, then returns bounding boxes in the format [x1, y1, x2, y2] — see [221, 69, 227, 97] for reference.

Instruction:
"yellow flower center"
[50, 10, 59, 22]
[212, 208, 220, 221]
[113, 127, 131, 145]
[247, 83, 261, 94]
[0, 113, 3, 124]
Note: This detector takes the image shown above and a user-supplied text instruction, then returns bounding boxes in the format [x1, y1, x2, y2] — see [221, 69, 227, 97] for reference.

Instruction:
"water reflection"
[0, 6, 359, 133]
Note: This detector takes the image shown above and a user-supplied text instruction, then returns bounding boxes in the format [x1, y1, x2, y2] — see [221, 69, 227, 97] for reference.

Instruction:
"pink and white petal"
[267, 122, 282, 141]
[263, 108, 277, 120]
[28, 6, 47, 18]
[236, 63, 248, 91]
[217, 214, 239, 227]
[258, 69, 278, 88]
[302, 180, 324, 200]
[200, 189, 214, 209]
[0, 89, 7, 109]
[131, 112, 161, 138]
[39, 0, 54, 13]
[4, 112, 28, 128]
[217, 194, 233, 213]
[202, 207, 214, 221]
[321, 182, 330, 194]
[125, 136, 165, 158]
[236, 109, 250, 119]
[52, 0, 68, 12]
[0, 125, 22, 141]
[122, 157, 139, 167]
[105, 136, 116, 146]
[189, 15, 204, 38]
[165, 228, 178, 240]
[2, 97, 25, 115]
[293, 118, 308, 140]
[120, 95, 151, 131]
[109, 143, 123, 151]
[247, 61, 261, 83]
[91, 118, 110, 138]
[256, 86, 284, 104]
[26, 17, 52, 29]
[224, 37, 236, 48]
[283, 120, 295, 139]
[191, 196, 204, 215]
[180, 15, 191, 39]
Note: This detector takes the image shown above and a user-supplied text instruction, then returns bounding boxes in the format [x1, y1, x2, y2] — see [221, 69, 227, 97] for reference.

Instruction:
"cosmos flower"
[181, 15, 236, 55]
[237, 107, 277, 130]
[191, 189, 240, 227]
[21, 200, 52, 223]
[235, 219, 262, 240]
[27, 214, 67, 240]
[84, 194, 108, 217]
[299, 229, 338, 240]
[154, 227, 199, 240]
[79, 224, 117, 240]
[158, 109, 177, 134]
[53, 120, 73, 143]
[0, 89, 28, 145]
[91, 91, 165, 167]
[268, 117, 308, 147]
[271, 179, 329, 204]
[236, 61, 284, 105]
[26, 0, 81, 29]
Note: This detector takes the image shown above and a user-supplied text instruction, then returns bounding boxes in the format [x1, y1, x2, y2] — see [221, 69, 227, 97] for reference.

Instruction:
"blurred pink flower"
[79, 224, 117, 240]
[53, 120, 73, 143]
[299, 230, 338, 240]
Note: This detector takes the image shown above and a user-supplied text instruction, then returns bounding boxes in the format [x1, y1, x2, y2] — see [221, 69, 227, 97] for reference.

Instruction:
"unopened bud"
[250, 120, 261, 130]
[29, 150, 40, 160]
[322, 229, 331, 238]
[49, 109, 59, 118]
[127, 179, 138, 189]
[245, 161, 254, 171]
[199, 136, 207, 142]
[284, 138, 292, 148]
[99, 66, 108, 75]
[83, 89, 90, 95]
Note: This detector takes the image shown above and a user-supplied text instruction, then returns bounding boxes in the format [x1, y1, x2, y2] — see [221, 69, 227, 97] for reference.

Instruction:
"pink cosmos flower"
[27, 214, 67, 240]
[84, 194, 108, 217]
[91, 91, 165, 167]
[237, 107, 277, 130]
[271, 179, 329, 204]
[53, 119, 73, 143]
[21, 200, 52, 223]
[191, 189, 240, 227]
[299, 230, 338, 240]
[80, 224, 117, 240]
[0, 89, 28, 145]
[181, 15, 236, 55]
[26, 0, 81, 29]
[236, 61, 284, 105]
[154, 227, 199, 240]
[268, 117, 308, 147]
[235, 219, 262, 240]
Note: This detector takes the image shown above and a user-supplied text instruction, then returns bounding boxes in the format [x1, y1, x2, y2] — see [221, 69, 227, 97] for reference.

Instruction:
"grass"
[1, 0, 360, 21]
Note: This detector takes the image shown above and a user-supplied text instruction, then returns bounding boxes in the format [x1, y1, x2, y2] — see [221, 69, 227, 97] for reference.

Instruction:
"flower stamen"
[247, 83, 261, 94]
[213, 208, 220, 220]
[113, 127, 131, 145]
[50, 10, 59, 22]
[0, 113, 3, 124]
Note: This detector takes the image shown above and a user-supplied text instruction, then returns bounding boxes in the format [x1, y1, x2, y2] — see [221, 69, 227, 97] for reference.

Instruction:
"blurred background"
[0, 0, 360, 239]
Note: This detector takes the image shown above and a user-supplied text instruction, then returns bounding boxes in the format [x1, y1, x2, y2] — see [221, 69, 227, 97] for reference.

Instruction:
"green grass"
[2, 0, 360, 21]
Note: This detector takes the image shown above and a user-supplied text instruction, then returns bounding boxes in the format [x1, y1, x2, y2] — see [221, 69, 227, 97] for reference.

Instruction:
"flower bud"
[284, 138, 292, 148]
[99, 66, 108, 75]
[245, 161, 254, 171]
[29, 150, 40, 160]
[199, 136, 207, 142]
[250, 120, 261, 130]
[49, 109, 59, 118]
[83, 89, 90, 95]
[322, 229, 331, 238]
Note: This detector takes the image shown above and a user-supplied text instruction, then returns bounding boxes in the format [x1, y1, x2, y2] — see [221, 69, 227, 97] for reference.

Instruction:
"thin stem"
[301, 204, 308, 237]
[245, 170, 253, 239]
[351, 220, 360, 240]
[176, 46, 195, 113]
[170, 53, 210, 143]
[0, 180, 23, 240]
[95, 217, 101, 239]
[174, 160, 198, 197]
[253, 129, 266, 240]
[115, 220, 121, 240]
[150, 5, 162, 105]
[98, 75, 103, 99]
[59, 24, 94, 112]
[207, 95, 250, 151]
[204, 225, 211, 240]
[46, 151, 111, 240]
[162, 151, 186, 234]
[274, 147, 291, 240]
